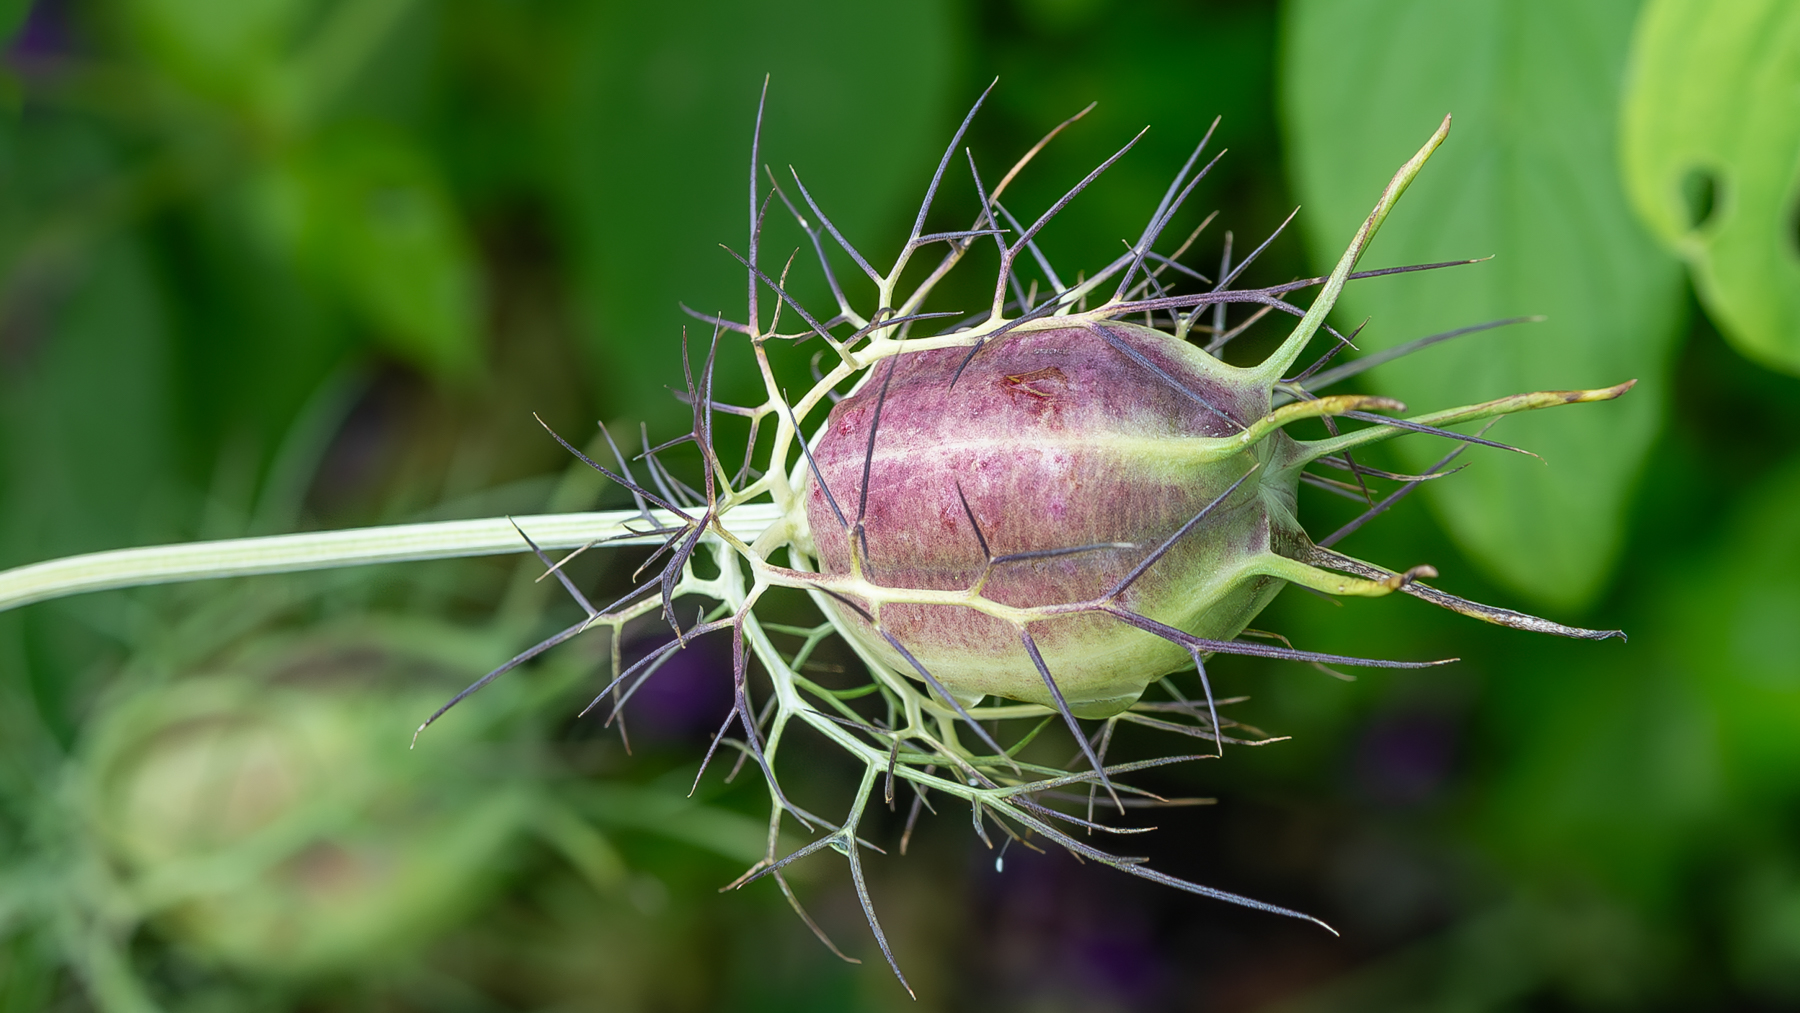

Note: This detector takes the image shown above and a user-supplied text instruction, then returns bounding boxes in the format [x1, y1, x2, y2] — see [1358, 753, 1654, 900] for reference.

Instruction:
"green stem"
[0, 504, 784, 613]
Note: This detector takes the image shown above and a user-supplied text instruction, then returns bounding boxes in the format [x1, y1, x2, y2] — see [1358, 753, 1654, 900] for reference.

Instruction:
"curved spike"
[414, 618, 591, 746]
[775, 872, 861, 965]
[1020, 627, 1122, 812]
[1254, 115, 1452, 385]
[746, 75, 770, 333]
[1198, 394, 1409, 464]
[1287, 315, 1542, 396]
[986, 793, 1339, 934]
[1288, 380, 1637, 466]
[1091, 323, 1246, 432]
[1101, 606, 1454, 669]
[1303, 544, 1626, 641]
[1253, 551, 1436, 597]
[875, 628, 1014, 765]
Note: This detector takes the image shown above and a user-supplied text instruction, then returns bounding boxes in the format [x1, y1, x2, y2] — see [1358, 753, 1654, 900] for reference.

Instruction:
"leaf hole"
[1680, 167, 1719, 233]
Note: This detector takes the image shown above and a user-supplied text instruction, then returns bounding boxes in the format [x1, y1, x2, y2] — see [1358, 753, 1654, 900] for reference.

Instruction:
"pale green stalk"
[0, 505, 783, 613]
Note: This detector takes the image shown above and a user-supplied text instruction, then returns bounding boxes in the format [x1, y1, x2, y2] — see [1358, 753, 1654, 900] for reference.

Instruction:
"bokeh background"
[3, 0, 1798, 1010]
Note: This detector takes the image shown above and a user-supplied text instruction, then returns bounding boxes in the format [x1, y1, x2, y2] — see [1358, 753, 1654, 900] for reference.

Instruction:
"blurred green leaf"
[1481, 651, 1719, 910]
[247, 126, 481, 379]
[1456, 451, 1800, 1004]
[557, 0, 961, 429]
[1730, 861, 1800, 1001]
[1281, 0, 1685, 609]
[0, 235, 183, 751]
[577, 779, 771, 867]
[1270, 893, 1673, 1013]
[0, 0, 28, 47]
[124, 0, 308, 108]
[0, 239, 179, 567]
[124, 0, 423, 137]
[1670, 455, 1800, 804]
[1621, 0, 1800, 376]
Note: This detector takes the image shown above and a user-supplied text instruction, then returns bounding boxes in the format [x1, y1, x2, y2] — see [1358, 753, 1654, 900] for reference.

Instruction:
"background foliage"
[2, 0, 1797, 1010]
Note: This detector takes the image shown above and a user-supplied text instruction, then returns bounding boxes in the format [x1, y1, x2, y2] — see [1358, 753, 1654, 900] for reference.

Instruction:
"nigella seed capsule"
[0, 82, 1641, 992]
[806, 321, 1302, 717]
[365, 91, 1639, 985]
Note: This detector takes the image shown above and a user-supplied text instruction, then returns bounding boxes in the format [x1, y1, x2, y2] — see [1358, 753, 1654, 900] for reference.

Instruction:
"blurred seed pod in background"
[77, 624, 549, 976]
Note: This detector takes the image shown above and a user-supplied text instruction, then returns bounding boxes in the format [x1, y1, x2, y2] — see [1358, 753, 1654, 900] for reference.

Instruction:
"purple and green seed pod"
[806, 321, 1306, 717]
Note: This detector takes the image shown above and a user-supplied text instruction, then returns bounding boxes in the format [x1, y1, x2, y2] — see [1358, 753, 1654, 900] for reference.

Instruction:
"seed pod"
[0, 85, 1639, 992]
[239, 93, 1637, 986]
[78, 631, 531, 975]
[806, 320, 1308, 717]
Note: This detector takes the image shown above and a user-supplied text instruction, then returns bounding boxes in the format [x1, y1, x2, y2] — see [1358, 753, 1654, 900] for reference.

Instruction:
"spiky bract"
[421, 84, 1630, 992]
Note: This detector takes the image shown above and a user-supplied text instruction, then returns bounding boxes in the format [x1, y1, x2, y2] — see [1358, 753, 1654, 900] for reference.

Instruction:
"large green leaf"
[0, 237, 181, 745]
[0, 0, 29, 48]
[0, 239, 179, 568]
[555, 0, 960, 430]
[1281, 0, 1685, 610]
[123, 0, 308, 110]
[1621, 0, 1800, 376]
[1668, 455, 1800, 805]
[247, 126, 482, 379]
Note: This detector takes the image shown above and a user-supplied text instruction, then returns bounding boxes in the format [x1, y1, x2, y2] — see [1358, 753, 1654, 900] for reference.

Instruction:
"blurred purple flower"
[7, 0, 71, 72]
[1355, 709, 1459, 807]
[607, 629, 733, 747]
